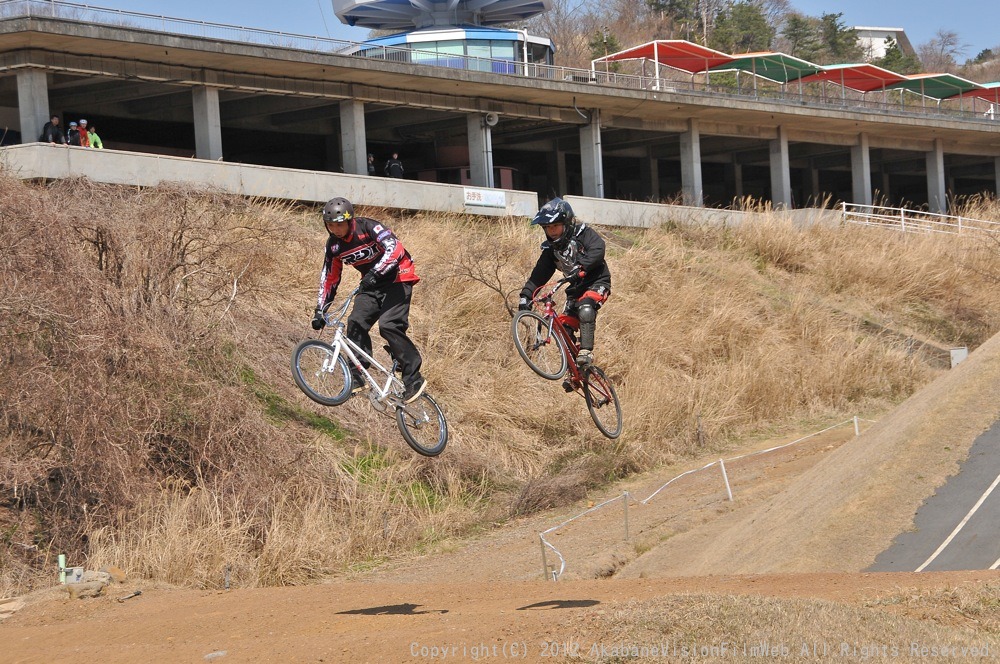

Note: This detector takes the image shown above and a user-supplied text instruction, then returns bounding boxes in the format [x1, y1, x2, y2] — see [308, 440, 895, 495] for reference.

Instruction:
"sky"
[85, 0, 997, 61]
[784, 0, 997, 60]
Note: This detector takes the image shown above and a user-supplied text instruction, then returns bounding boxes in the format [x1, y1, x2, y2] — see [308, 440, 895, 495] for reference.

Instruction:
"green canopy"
[708, 51, 822, 84]
[886, 73, 982, 100]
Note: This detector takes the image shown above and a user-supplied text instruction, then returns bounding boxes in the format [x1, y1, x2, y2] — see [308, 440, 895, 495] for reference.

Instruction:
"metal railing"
[2, 0, 998, 125]
[842, 203, 1000, 236]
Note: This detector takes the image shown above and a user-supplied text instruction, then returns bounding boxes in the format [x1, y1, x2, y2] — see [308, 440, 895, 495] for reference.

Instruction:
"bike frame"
[534, 280, 585, 387]
[322, 290, 405, 405]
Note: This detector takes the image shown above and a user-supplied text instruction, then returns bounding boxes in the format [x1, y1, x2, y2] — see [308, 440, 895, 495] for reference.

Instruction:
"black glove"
[359, 271, 379, 293]
[518, 296, 532, 311]
[567, 268, 585, 287]
[311, 308, 325, 330]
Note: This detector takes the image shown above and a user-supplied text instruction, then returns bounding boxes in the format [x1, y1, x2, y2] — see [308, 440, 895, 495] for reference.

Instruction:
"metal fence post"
[719, 459, 734, 501]
[539, 535, 549, 581]
[623, 493, 629, 541]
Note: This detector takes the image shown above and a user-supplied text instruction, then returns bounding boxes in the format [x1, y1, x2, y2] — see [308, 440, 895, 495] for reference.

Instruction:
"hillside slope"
[2, 172, 1000, 597]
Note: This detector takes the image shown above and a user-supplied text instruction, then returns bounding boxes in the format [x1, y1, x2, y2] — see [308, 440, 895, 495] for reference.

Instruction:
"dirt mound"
[621, 329, 1000, 577]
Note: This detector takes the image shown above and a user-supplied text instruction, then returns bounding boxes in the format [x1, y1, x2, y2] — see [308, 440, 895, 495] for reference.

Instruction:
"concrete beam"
[580, 109, 603, 198]
[467, 114, 494, 187]
[16, 69, 48, 142]
[926, 138, 946, 213]
[769, 125, 791, 209]
[339, 99, 367, 176]
[850, 132, 872, 206]
[192, 85, 222, 160]
[680, 118, 703, 207]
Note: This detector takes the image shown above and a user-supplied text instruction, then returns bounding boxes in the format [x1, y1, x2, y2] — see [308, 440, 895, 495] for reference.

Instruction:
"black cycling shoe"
[562, 379, 574, 393]
[402, 378, 427, 404]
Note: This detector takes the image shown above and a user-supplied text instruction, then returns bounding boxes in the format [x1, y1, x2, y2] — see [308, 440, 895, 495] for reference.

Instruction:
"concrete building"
[1, 2, 998, 214]
[854, 27, 916, 61]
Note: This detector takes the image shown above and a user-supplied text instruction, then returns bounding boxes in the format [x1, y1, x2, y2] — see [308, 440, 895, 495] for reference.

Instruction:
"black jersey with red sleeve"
[315, 217, 419, 308]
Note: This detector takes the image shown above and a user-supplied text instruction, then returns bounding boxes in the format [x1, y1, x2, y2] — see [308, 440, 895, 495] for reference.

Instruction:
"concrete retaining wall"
[0, 143, 539, 217]
[565, 195, 841, 229]
[2, 144, 845, 229]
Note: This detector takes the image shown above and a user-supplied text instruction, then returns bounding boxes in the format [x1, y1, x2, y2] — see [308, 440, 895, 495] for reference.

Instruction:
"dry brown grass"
[2, 172, 1000, 595]
[573, 586, 1000, 663]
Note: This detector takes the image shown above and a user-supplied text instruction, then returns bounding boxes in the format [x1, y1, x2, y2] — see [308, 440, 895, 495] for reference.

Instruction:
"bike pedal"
[562, 380, 574, 393]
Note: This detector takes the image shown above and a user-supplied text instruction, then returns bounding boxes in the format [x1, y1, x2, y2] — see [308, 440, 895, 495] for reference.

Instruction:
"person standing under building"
[367, 153, 376, 175]
[39, 115, 66, 144]
[66, 121, 81, 146]
[384, 152, 404, 178]
[87, 123, 104, 149]
[77, 119, 91, 148]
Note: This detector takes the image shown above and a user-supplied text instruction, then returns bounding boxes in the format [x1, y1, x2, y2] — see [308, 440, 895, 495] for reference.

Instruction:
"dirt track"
[4, 570, 999, 663]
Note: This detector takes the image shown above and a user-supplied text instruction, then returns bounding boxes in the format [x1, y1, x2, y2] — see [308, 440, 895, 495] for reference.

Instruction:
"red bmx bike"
[511, 279, 623, 439]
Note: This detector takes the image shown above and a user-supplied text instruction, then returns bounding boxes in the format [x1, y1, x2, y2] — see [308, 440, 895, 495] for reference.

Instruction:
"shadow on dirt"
[516, 599, 601, 610]
[336, 603, 449, 615]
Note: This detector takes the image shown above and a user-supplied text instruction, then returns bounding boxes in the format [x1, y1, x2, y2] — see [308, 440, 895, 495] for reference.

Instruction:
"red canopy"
[592, 40, 734, 74]
[797, 63, 906, 92]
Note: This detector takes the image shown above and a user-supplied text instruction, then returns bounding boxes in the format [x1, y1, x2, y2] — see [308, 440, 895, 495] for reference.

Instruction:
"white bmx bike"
[291, 289, 448, 456]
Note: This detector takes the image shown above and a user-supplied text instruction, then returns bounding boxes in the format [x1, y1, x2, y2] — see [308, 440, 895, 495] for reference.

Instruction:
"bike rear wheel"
[396, 393, 448, 457]
[583, 365, 623, 439]
[291, 339, 352, 406]
[511, 310, 568, 380]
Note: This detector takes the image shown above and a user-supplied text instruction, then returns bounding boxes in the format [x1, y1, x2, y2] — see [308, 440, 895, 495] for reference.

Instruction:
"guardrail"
[842, 202, 1000, 236]
[2, 0, 998, 125]
[538, 417, 870, 580]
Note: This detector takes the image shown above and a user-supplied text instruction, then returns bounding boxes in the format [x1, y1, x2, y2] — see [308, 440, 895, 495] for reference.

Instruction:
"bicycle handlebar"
[320, 287, 360, 325]
[531, 277, 573, 302]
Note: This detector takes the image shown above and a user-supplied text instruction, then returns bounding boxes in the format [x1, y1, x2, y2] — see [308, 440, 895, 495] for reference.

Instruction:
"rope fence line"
[538, 416, 876, 580]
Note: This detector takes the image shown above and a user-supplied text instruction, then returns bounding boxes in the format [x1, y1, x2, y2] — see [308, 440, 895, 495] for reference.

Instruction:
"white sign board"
[464, 188, 506, 208]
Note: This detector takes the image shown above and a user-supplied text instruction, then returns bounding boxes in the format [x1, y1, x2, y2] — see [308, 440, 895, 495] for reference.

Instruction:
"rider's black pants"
[347, 282, 423, 388]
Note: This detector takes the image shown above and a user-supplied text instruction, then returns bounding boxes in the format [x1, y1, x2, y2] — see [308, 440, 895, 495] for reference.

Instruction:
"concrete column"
[732, 159, 744, 201]
[809, 163, 821, 203]
[192, 86, 222, 160]
[680, 119, 703, 207]
[325, 135, 339, 171]
[995, 157, 1000, 197]
[579, 109, 604, 198]
[769, 126, 791, 209]
[640, 147, 660, 201]
[339, 99, 367, 176]
[850, 133, 872, 206]
[880, 168, 891, 203]
[926, 138, 946, 213]
[555, 150, 568, 195]
[16, 69, 49, 144]
[467, 114, 494, 188]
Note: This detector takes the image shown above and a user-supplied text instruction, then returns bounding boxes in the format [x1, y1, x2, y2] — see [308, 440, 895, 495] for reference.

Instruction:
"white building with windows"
[854, 26, 916, 61]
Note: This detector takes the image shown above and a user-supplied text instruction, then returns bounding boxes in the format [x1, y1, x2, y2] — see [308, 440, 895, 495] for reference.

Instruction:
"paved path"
[868, 419, 1000, 572]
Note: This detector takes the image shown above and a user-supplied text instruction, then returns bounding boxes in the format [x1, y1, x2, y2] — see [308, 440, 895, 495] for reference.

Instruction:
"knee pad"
[578, 302, 597, 324]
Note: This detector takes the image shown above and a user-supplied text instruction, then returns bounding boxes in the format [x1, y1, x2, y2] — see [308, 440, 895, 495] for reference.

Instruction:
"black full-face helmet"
[322, 197, 354, 231]
[531, 197, 575, 249]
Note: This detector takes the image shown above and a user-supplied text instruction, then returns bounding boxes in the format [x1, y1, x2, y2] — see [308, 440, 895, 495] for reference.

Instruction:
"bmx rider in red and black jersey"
[310, 197, 426, 403]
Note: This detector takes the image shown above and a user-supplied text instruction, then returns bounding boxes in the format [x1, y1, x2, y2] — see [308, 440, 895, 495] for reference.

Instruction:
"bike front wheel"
[511, 310, 568, 380]
[291, 339, 352, 406]
[396, 393, 448, 457]
[583, 366, 623, 439]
